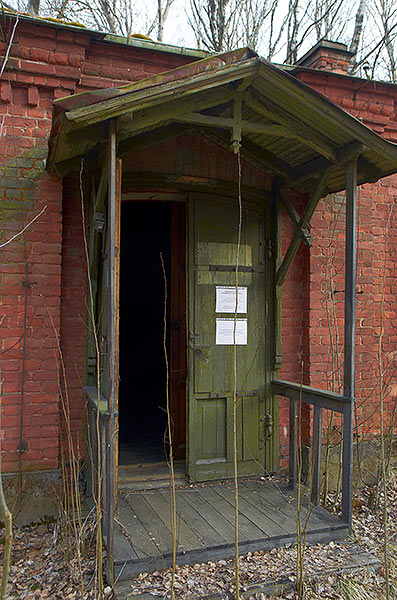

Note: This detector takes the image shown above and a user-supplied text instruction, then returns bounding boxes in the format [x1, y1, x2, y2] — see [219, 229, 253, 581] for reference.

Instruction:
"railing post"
[342, 160, 357, 528]
[100, 418, 107, 534]
[311, 405, 322, 504]
[86, 405, 95, 500]
[289, 398, 297, 490]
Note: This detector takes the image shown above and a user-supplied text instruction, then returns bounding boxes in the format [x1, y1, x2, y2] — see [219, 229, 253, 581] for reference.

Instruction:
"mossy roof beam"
[47, 47, 397, 196]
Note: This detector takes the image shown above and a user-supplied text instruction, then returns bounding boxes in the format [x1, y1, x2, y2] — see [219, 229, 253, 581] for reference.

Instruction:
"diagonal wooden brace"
[275, 182, 312, 247]
[276, 170, 328, 286]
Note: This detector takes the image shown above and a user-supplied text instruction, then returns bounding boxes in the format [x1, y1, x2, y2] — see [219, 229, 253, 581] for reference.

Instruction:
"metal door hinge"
[87, 356, 97, 376]
[260, 413, 273, 448]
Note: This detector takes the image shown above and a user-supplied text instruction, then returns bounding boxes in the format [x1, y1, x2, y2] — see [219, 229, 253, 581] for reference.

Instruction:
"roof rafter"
[287, 141, 364, 188]
[244, 91, 339, 162]
[174, 112, 296, 138]
[205, 129, 291, 179]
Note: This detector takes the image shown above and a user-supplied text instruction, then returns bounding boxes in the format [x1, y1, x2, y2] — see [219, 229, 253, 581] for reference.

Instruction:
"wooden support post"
[311, 405, 322, 504]
[231, 96, 242, 153]
[106, 118, 117, 582]
[272, 182, 283, 370]
[289, 398, 297, 490]
[342, 160, 357, 528]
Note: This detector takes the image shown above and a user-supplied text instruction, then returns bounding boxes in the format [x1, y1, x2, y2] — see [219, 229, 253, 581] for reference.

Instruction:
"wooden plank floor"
[114, 479, 348, 580]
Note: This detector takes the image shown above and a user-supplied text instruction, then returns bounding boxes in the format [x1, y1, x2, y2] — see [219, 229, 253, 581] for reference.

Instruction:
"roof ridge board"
[65, 59, 260, 125]
[55, 48, 257, 113]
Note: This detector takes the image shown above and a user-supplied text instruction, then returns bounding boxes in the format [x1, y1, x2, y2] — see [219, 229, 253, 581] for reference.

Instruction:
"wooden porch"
[113, 478, 348, 581]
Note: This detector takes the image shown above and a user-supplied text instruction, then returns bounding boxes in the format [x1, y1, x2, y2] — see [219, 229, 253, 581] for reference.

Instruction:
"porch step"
[115, 541, 380, 599]
[118, 461, 187, 491]
[113, 480, 349, 583]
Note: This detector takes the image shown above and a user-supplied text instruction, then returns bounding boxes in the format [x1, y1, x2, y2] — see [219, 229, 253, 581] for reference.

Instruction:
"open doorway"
[119, 201, 187, 466]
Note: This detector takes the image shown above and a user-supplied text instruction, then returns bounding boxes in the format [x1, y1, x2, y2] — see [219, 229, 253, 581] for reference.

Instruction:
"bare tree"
[348, 0, 397, 81]
[372, 0, 397, 81]
[348, 0, 367, 73]
[188, 0, 352, 62]
[189, 0, 237, 52]
[26, 0, 40, 15]
[286, 0, 300, 63]
[10, 0, 174, 40]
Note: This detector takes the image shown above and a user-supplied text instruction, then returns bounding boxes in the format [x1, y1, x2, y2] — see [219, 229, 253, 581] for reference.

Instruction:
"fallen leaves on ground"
[0, 471, 396, 599]
[0, 518, 113, 600]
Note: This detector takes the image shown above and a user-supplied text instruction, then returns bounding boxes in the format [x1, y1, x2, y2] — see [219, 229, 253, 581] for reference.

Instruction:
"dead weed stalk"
[161, 252, 177, 600]
[0, 379, 12, 600]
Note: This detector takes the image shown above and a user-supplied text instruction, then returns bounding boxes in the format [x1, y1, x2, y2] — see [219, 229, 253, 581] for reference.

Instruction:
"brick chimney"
[296, 39, 355, 74]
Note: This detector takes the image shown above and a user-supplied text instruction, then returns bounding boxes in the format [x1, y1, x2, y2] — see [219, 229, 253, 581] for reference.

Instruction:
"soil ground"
[0, 471, 396, 599]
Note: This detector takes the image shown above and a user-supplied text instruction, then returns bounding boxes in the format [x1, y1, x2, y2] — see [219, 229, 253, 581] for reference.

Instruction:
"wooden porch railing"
[272, 379, 353, 526]
[85, 386, 116, 571]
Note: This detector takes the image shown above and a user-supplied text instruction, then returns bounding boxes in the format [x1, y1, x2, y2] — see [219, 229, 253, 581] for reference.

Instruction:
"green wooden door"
[188, 192, 269, 482]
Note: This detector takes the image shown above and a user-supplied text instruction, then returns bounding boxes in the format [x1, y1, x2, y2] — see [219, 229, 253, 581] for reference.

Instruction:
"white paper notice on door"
[216, 286, 247, 313]
[216, 318, 248, 345]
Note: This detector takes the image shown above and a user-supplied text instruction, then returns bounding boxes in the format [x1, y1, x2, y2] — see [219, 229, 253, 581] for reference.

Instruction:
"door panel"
[188, 192, 267, 482]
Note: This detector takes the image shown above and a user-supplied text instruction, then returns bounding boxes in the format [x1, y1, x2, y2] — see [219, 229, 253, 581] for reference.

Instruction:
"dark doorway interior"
[119, 202, 172, 464]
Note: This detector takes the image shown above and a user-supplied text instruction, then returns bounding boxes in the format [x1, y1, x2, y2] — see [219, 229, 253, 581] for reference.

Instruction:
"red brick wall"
[59, 177, 87, 456]
[0, 18, 194, 472]
[294, 70, 397, 447]
[123, 133, 273, 189]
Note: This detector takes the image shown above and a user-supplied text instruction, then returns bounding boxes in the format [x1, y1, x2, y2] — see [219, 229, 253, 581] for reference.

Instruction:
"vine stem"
[233, 148, 243, 600]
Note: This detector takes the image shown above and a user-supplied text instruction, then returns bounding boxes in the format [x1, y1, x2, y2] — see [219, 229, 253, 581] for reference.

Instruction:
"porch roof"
[47, 47, 397, 193]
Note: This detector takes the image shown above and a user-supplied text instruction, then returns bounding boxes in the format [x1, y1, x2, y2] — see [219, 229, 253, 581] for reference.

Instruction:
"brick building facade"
[0, 14, 395, 476]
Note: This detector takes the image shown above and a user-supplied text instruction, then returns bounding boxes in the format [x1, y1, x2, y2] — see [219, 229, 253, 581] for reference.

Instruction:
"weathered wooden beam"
[272, 380, 350, 413]
[275, 183, 312, 246]
[117, 124, 195, 156]
[65, 121, 109, 148]
[54, 154, 89, 177]
[232, 96, 242, 152]
[230, 76, 255, 92]
[271, 181, 283, 370]
[204, 129, 291, 178]
[116, 88, 234, 141]
[287, 141, 364, 189]
[276, 171, 327, 286]
[121, 171, 272, 202]
[289, 398, 297, 490]
[358, 156, 384, 183]
[342, 160, 357, 529]
[174, 112, 293, 138]
[107, 118, 117, 583]
[95, 153, 109, 212]
[256, 61, 397, 163]
[244, 91, 338, 162]
[287, 156, 332, 189]
[338, 141, 364, 164]
[67, 59, 258, 125]
[311, 405, 323, 504]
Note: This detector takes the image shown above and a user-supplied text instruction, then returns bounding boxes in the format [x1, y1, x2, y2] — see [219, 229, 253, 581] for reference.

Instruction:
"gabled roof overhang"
[47, 47, 397, 194]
